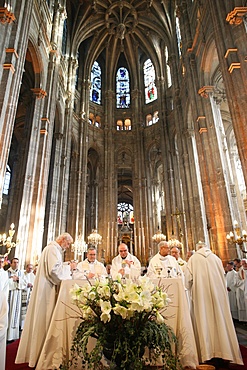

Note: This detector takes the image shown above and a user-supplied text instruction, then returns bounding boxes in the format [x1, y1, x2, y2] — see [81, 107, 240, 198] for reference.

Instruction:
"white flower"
[156, 311, 165, 324]
[100, 312, 111, 323]
[100, 299, 112, 314]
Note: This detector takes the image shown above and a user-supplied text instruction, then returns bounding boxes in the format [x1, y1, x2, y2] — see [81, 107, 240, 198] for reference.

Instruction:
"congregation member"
[76, 246, 107, 278]
[0, 255, 8, 299]
[106, 263, 112, 277]
[23, 263, 36, 307]
[170, 246, 187, 272]
[0, 291, 8, 370]
[15, 232, 75, 368]
[111, 243, 141, 280]
[7, 257, 27, 341]
[147, 241, 182, 279]
[184, 241, 243, 367]
[225, 261, 238, 320]
[235, 258, 247, 322]
[186, 249, 195, 261]
[21, 263, 36, 328]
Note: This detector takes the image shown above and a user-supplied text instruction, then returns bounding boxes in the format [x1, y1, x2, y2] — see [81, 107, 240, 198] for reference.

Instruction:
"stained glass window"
[116, 67, 130, 108]
[144, 59, 157, 104]
[117, 203, 134, 224]
[90, 61, 101, 104]
[3, 165, 11, 195]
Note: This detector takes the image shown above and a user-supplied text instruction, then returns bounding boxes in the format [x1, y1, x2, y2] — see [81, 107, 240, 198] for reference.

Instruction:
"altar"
[36, 278, 198, 369]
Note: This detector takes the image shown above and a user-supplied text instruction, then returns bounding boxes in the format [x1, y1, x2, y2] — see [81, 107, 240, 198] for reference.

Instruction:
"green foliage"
[61, 277, 182, 370]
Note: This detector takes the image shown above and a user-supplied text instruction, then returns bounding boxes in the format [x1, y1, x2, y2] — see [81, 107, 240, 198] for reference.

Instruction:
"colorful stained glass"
[90, 61, 101, 104]
[144, 59, 157, 103]
[116, 67, 130, 108]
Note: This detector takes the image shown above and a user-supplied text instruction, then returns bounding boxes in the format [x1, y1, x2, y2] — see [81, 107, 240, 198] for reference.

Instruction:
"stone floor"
[234, 320, 247, 347]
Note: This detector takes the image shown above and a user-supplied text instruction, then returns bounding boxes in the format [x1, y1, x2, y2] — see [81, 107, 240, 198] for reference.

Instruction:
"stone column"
[0, 0, 33, 207]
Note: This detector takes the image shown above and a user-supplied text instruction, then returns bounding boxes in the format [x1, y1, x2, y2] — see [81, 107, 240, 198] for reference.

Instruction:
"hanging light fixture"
[152, 227, 166, 244]
[87, 229, 102, 247]
[167, 235, 183, 249]
[71, 234, 87, 260]
[226, 220, 247, 254]
[0, 223, 18, 256]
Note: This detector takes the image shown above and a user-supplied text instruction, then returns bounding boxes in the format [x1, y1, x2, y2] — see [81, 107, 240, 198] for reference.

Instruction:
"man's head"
[195, 241, 206, 250]
[106, 264, 111, 274]
[186, 250, 195, 261]
[26, 263, 33, 273]
[226, 261, 234, 272]
[158, 241, 170, 257]
[170, 247, 180, 260]
[118, 243, 128, 259]
[87, 247, 97, 262]
[0, 255, 4, 269]
[56, 233, 73, 250]
[10, 257, 19, 270]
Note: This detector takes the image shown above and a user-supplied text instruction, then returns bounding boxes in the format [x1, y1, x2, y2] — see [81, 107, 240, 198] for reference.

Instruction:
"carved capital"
[226, 7, 247, 25]
[198, 86, 214, 98]
[0, 7, 16, 24]
[31, 88, 47, 99]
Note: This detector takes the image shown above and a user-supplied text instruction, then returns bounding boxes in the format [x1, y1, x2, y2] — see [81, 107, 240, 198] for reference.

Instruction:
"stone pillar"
[208, 1, 247, 186]
[15, 88, 47, 268]
[0, 0, 33, 208]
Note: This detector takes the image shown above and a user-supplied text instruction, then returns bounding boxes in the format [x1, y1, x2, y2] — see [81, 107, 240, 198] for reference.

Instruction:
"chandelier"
[0, 223, 18, 256]
[71, 234, 87, 259]
[226, 220, 247, 254]
[167, 235, 183, 249]
[87, 229, 102, 246]
[152, 227, 166, 244]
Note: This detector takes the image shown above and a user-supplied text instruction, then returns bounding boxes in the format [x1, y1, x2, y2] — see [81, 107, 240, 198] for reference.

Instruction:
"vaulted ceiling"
[66, 0, 176, 77]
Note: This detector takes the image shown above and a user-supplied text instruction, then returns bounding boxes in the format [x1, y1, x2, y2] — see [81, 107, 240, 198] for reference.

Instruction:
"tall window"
[165, 47, 172, 88]
[62, 19, 67, 55]
[176, 16, 182, 57]
[116, 67, 130, 108]
[144, 59, 157, 104]
[117, 203, 134, 224]
[90, 61, 101, 104]
[3, 165, 11, 195]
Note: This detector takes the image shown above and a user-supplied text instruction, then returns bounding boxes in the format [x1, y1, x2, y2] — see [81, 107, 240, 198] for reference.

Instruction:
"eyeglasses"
[119, 250, 127, 252]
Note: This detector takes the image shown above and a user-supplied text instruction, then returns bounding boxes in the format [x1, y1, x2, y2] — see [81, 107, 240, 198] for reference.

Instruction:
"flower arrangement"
[62, 276, 181, 370]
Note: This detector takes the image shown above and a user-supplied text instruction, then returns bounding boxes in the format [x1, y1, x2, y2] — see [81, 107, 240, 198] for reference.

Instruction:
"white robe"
[147, 253, 182, 279]
[7, 267, 27, 341]
[21, 271, 36, 328]
[225, 269, 238, 320]
[15, 241, 71, 367]
[0, 268, 9, 299]
[111, 253, 141, 280]
[235, 267, 247, 322]
[76, 259, 107, 278]
[184, 247, 243, 365]
[0, 291, 8, 370]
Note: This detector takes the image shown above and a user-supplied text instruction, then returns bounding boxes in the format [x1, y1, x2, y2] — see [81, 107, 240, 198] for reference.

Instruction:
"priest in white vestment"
[0, 291, 8, 370]
[15, 232, 75, 368]
[21, 263, 36, 328]
[75, 246, 107, 278]
[147, 241, 183, 279]
[235, 261, 247, 322]
[0, 256, 9, 299]
[111, 243, 141, 280]
[7, 257, 27, 341]
[225, 261, 238, 320]
[184, 241, 243, 366]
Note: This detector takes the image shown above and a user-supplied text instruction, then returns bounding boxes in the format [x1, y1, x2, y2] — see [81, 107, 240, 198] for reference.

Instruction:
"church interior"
[0, 0, 247, 268]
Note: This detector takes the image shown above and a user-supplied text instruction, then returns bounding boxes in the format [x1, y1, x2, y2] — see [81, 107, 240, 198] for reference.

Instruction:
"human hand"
[125, 260, 134, 267]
